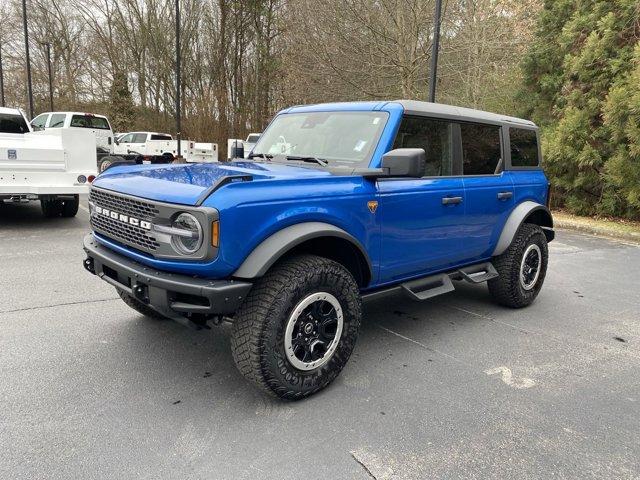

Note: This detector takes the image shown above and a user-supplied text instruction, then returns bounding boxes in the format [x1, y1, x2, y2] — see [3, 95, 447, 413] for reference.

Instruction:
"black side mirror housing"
[381, 148, 425, 177]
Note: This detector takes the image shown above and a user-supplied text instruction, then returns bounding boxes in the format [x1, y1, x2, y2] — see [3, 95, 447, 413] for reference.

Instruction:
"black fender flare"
[492, 201, 554, 256]
[232, 222, 373, 280]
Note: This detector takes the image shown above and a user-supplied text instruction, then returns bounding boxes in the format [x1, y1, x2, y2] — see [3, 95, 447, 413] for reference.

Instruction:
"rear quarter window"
[70, 115, 110, 130]
[0, 113, 30, 134]
[510, 128, 539, 167]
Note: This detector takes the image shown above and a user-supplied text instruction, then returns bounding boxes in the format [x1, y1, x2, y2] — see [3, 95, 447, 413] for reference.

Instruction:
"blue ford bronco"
[83, 100, 554, 399]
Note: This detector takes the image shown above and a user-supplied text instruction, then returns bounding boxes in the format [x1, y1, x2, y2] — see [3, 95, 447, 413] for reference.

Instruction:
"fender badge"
[367, 200, 378, 214]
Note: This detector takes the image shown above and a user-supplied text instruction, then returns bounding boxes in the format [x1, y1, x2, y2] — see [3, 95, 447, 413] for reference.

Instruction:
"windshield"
[0, 113, 30, 134]
[252, 111, 388, 165]
[70, 115, 110, 130]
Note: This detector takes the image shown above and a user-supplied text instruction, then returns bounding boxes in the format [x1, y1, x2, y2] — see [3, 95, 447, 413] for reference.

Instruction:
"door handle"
[497, 191, 513, 200]
[442, 196, 463, 205]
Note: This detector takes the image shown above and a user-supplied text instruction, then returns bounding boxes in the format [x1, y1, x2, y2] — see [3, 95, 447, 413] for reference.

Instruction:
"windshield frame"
[251, 111, 390, 168]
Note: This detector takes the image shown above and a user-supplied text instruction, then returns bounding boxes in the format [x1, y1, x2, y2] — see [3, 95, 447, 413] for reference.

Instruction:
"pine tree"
[108, 70, 135, 134]
[519, 0, 640, 218]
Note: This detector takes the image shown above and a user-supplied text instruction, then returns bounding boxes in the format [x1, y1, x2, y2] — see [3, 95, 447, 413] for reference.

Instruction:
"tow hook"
[132, 284, 148, 303]
[83, 258, 95, 275]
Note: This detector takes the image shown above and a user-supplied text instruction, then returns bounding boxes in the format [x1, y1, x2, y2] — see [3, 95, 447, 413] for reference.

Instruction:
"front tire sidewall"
[232, 255, 362, 400]
[265, 275, 359, 397]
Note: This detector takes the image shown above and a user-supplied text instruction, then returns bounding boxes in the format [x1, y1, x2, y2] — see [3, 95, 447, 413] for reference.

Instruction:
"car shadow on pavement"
[108, 282, 500, 406]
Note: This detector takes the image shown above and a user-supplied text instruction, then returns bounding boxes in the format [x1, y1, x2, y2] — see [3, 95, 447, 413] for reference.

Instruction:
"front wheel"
[230, 255, 362, 400]
[488, 223, 548, 308]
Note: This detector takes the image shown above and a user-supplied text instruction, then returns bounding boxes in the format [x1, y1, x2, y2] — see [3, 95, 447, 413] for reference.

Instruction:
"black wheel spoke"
[291, 300, 339, 363]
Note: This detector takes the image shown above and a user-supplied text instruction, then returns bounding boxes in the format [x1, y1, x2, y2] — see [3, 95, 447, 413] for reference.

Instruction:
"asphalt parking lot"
[1, 197, 639, 480]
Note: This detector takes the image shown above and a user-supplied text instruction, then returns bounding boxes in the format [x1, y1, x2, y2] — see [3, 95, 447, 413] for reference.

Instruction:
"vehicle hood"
[92, 161, 333, 205]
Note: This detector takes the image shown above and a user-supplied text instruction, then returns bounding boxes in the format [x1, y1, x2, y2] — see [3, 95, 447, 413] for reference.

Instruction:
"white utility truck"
[30, 111, 114, 153]
[1, 107, 97, 218]
[99, 131, 218, 172]
[243, 132, 261, 158]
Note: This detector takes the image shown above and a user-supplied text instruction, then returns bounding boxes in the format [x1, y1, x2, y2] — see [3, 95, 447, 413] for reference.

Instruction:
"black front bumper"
[83, 233, 252, 319]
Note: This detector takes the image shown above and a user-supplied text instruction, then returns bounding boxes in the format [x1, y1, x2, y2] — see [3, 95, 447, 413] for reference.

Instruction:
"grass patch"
[553, 210, 640, 243]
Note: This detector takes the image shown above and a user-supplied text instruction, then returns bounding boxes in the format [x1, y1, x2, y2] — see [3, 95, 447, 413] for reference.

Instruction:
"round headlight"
[171, 213, 203, 254]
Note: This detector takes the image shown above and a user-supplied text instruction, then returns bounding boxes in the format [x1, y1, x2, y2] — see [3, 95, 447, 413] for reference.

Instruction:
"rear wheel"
[60, 195, 79, 217]
[98, 155, 125, 173]
[230, 255, 362, 400]
[488, 223, 548, 308]
[41, 195, 79, 218]
[41, 196, 62, 217]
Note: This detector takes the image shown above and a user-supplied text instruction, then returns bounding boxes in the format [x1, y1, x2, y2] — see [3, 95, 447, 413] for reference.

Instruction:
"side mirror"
[114, 139, 120, 145]
[381, 148, 425, 177]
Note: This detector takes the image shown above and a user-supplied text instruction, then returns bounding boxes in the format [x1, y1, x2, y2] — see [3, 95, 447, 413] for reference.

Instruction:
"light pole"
[22, 0, 34, 118]
[428, 0, 443, 103]
[41, 42, 54, 111]
[0, 46, 5, 107]
[175, 0, 182, 159]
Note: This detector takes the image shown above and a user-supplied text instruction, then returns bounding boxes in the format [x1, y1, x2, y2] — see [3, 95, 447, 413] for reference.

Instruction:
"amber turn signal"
[211, 220, 220, 247]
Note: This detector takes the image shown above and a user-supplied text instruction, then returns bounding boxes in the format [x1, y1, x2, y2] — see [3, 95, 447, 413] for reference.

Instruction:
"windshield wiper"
[248, 153, 273, 161]
[285, 155, 328, 167]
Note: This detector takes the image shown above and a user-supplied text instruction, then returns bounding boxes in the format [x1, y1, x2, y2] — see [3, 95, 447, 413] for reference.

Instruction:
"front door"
[378, 115, 467, 284]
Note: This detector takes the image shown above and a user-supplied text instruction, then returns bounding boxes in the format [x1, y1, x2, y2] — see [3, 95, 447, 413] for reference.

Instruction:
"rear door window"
[70, 115, 110, 129]
[510, 128, 539, 167]
[150, 134, 172, 140]
[48, 113, 66, 128]
[133, 133, 148, 143]
[392, 116, 455, 176]
[460, 123, 502, 175]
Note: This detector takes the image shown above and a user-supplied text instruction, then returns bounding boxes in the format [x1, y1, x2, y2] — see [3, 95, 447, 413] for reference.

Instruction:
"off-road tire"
[230, 254, 362, 400]
[60, 195, 79, 217]
[488, 223, 548, 308]
[117, 289, 167, 320]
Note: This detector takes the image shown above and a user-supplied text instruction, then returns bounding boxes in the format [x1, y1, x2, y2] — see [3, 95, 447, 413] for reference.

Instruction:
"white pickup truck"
[1, 107, 97, 217]
[100, 131, 218, 172]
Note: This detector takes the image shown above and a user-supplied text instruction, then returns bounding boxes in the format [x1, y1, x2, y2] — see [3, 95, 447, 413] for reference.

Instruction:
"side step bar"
[362, 262, 499, 303]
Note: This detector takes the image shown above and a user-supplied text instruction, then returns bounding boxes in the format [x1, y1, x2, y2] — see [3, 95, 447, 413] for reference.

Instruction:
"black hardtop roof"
[393, 100, 537, 128]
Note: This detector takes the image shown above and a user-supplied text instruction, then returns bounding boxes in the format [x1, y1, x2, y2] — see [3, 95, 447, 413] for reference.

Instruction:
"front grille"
[89, 188, 160, 253]
[89, 188, 159, 219]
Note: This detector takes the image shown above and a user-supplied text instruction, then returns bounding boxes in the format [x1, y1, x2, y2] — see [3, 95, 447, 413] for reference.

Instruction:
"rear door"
[459, 122, 515, 261]
[378, 115, 467, 283]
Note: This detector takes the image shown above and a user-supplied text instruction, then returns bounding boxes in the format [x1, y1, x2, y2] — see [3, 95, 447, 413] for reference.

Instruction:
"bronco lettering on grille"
[94, 205, 152, 230]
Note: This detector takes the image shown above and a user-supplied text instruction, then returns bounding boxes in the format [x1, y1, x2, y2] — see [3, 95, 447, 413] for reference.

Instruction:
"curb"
[554, 218, 640, 244]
